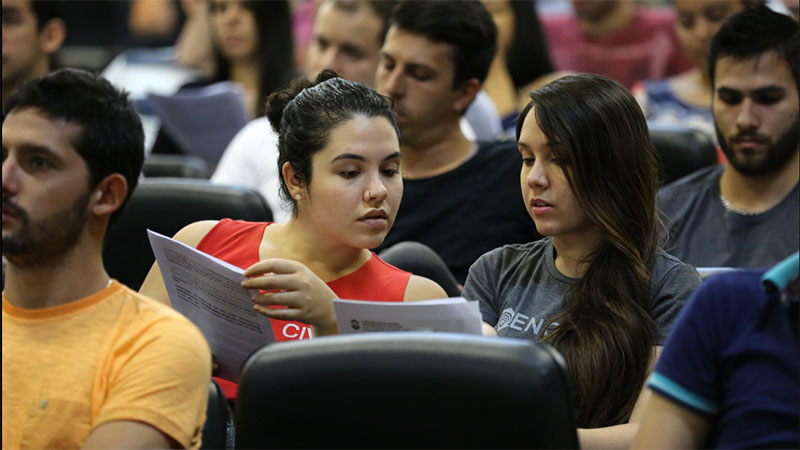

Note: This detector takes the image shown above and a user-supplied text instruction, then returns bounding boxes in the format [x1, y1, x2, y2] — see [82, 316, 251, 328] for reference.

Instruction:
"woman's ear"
[90, 174, 128, 218]
[281, 161, 307, 200]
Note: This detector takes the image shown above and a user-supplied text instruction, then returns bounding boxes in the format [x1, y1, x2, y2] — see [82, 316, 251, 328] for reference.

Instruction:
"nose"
[2, 153, 19, 196]
[735, 98, 761, 132]
[382, 68, 405, 99]
[525, 160, 549, 191]
[318, 48, 342, 74]
[694, 17, 716, 42]
[364, 173, 388, 204]
[223, 2, 243, 25]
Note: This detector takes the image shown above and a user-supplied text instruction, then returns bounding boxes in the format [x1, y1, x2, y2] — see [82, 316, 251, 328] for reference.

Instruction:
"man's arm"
[632, 391, 711, 449]
[82, 420, 181, 449]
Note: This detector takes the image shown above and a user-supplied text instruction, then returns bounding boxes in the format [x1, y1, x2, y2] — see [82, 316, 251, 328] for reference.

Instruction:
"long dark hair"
[516, 74, 660, 427]
[212, 0, 296, 116]
[506, 0, 553, 90]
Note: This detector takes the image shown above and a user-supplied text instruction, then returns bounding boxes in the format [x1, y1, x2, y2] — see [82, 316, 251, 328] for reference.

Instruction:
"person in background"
[634, 0, 752, 142]
[2, 68, 211, 449]
[1, 0, 66, 112]
[152, 0, 296, 155]
[463, 74, 701, 449]
[480, 0, 554, 138]
[632, 252, 799, 449]
[375, 0, 542, 286]
[541, 0, 694, 89]
[659, 5, 799, 269]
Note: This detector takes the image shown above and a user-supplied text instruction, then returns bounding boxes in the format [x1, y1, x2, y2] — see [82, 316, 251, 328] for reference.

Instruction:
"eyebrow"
[331, 152, 401, 163]
[717, 85, 787, 95]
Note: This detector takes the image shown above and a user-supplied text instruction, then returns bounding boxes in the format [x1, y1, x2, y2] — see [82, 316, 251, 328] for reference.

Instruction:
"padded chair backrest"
[201, 379, 234, 450]
[103, 178, 272, 290]
[142, 154, 210, 179]
[649, 123, 718, 185]
[235, 332, 579, 449]
[378, 241, 462, 297]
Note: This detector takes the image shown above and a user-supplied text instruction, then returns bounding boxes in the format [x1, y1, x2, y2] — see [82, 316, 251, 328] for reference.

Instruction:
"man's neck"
[719, 150, 800, 213]
[400, 123, 477, 179]
[578, 1, 634, 38]
[3, 242, 111, 310]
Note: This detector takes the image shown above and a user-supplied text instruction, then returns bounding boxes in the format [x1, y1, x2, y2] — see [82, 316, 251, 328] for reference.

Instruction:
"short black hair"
[708, 5, 799, 90]
[5, 68, 145, 229]
[29, 0, 64, 31]
[389, 0, 497, 87]
[266, 69, 399, 216]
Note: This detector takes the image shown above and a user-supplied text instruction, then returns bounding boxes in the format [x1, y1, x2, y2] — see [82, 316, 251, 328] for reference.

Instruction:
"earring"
[294, 194, 302, 201]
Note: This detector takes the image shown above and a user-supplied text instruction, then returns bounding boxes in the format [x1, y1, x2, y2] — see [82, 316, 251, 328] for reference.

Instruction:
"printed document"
[333, 298, 482, 334]
[147, 229, 275, 382]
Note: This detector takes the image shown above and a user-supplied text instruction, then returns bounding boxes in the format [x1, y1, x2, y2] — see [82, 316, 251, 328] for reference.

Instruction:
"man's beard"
[2, 191, 91, 268]
[716, 116, 800, 176]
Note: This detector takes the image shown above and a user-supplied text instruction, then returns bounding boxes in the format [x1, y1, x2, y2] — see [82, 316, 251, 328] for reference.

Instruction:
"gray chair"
[649, 123, 718, 186]
[103, 178, 272, 290]
[235, 332, 579, 449]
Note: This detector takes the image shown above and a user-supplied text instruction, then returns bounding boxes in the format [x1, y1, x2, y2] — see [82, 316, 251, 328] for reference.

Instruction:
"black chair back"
[103, 178, 272, 290]
[201, 379, 234, 449]
[378, 241, 462, 297]
[235, 332, 579, 449]
[649, 123, 717, 185]
[142, 154, 211, 179]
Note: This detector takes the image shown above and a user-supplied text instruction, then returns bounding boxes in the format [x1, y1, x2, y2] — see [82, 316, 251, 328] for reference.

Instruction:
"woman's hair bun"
[265, 69, 340, 132]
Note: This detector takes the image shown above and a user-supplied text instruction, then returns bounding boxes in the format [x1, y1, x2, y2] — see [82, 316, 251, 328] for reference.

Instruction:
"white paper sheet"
[333, 298, 482, 334]
[147, 229, 275, 382]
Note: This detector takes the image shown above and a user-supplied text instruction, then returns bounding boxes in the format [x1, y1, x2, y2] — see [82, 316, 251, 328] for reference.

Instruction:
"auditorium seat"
[378, 241, 462, 297]
[234, 332, 579, 449]
[103, 178, 272, 290]
[201, 379, 234, 450]
[649, 123, 718, 185]
[142, 154, 210, 179]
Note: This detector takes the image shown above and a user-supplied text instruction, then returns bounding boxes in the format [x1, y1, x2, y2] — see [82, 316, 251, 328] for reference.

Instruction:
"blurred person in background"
[1, 0, 66, 112]
[480, 0, 554, 138]
[152, 0, 296, 155]
[634, 0, 753, 142]
[540, 0, 694, 89]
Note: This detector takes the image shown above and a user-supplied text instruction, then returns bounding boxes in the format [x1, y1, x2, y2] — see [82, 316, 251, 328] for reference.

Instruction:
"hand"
[242, 258, 339, 335]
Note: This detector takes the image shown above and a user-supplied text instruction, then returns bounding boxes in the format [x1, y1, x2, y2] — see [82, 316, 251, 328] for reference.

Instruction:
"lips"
[529, 198, 553, 215]
[359, 209, 388, 221]
[1, 200, 23, 225]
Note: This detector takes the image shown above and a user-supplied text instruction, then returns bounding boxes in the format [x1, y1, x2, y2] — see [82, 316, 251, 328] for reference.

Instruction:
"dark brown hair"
[516, 74, 660, 427]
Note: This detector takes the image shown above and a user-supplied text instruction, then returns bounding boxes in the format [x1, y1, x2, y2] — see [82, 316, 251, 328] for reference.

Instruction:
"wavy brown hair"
[516, 74, 660, 427]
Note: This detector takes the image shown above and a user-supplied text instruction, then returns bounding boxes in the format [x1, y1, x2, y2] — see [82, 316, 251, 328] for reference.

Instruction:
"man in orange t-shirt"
[2, 68, 211, 449]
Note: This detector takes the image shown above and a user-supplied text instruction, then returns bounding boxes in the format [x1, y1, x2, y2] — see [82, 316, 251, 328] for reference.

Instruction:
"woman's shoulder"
[652, 250, 703, 288]
[475, 238, 551, 271]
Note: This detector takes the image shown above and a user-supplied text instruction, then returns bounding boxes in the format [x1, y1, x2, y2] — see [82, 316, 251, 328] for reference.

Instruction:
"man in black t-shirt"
[375, 1, 541, 284]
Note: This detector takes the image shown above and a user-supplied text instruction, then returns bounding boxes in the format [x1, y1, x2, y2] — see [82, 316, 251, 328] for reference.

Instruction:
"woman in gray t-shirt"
[462, 74, 701, 447]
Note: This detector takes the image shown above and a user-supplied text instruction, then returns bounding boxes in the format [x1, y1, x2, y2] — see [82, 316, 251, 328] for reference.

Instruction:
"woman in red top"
[140, 70, 445, 341]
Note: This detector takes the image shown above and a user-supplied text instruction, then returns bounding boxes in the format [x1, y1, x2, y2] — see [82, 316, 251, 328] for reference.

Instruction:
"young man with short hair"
[658, 5, 799, 268]
[2, 68, 211, 449]
[375, 0, 541, 285]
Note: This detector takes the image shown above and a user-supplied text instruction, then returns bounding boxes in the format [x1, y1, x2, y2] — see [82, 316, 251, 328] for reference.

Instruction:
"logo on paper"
[497, 308, 515, 330]
[350, 319, 360, 330]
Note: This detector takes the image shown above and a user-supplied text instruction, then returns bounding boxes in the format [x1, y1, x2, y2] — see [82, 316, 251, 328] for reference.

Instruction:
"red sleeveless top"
[197, 219, 410, 397]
